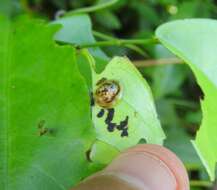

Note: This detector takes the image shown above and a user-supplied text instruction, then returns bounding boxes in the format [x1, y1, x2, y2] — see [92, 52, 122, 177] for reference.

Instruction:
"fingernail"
[101, 144, 189, 190]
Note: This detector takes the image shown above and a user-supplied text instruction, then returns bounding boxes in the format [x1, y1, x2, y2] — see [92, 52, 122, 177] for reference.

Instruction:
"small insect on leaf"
[94, 79, 122, 108]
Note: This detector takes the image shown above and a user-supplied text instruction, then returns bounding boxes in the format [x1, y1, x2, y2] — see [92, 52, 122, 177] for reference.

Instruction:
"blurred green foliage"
[2, 0, 217, 188]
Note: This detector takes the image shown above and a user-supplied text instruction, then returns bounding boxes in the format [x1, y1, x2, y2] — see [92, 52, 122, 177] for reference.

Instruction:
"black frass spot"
[121, 128, 129, 137]
[90, 92, 95, 106]
[97, 109, 105, 118]
[116, 116, 129, 130]
[105, 108, 115, 124]
[107, 122, 116, 132]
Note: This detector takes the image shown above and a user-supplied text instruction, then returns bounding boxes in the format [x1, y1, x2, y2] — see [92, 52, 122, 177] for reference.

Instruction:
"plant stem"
[77, 38, 158, 49]
[93, 30, 115, 40]
[93, 30, 149, 57]
[190, 180, 213, 187]
[169, 99, 198, 108]
[65, 0, 119, 16]
[133, 57, 182, 67]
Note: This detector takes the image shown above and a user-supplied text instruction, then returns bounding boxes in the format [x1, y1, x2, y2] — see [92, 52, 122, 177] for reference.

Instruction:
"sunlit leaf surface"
[0, 16, 94, 189]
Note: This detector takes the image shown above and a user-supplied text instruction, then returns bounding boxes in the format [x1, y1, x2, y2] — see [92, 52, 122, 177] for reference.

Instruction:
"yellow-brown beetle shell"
[94, 79, 122, 108]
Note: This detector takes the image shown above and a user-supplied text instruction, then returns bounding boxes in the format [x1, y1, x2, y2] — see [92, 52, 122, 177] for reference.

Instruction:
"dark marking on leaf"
[116, 116, 129, 131]
[90, 92, 95, 106]
[39, 128, 48, 136]
[107, 123, 116, 132]
[121, 128, 129, 137]
[38, 120, 47, 136]
[103, 108, 129, 137]
[37, 120, 56, 136]
[38, 120, 46, 129]
[105, 108, 115, 124]
[47, 128, 57, 136]
[97, 109, 105, 118]
[134, 111, 138, 117]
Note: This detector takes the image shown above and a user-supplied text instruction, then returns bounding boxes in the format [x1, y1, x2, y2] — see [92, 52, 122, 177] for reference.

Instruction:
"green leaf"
[89, 140, 119, 165]
[156, 19, 217, 180]
[0, 0, 22, 16]
[0, 16, 94, 189]
[0, 0, 11, 15]
[152, 45, 188, 99]
[165, 126, 203, 169]
[94, 10, 121, 30]
[152, 64, 187, 99]
[86, 51, 165, 151]
[156, 99, 202, 169]
[52, 14, 108, 61]
[76, 52, 93, 89]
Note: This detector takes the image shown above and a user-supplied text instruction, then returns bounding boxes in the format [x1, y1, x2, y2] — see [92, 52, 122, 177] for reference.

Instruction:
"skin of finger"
[104, 151, 177, 190]
[72, 174, 144, 190]
[122, 144, 189, 190]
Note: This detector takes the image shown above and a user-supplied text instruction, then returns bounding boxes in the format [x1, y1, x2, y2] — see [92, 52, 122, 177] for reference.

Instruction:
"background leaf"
[156, 19, 217, 180]
[94, 10, 121, 30]
[89, 140, 119, 164]
[52, 14, 108, 61]
[0, 16, 94, 189]
[0, 0, 22, 16]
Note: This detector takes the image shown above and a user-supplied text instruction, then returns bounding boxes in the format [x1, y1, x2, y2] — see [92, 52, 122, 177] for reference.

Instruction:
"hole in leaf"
[85, 149, 92, 162]
[138, 138, 147, 144]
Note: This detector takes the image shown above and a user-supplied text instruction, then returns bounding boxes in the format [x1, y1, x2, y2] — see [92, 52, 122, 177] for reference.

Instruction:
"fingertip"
[125, 144, 189, 190]
[104, 144, 189, 190]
